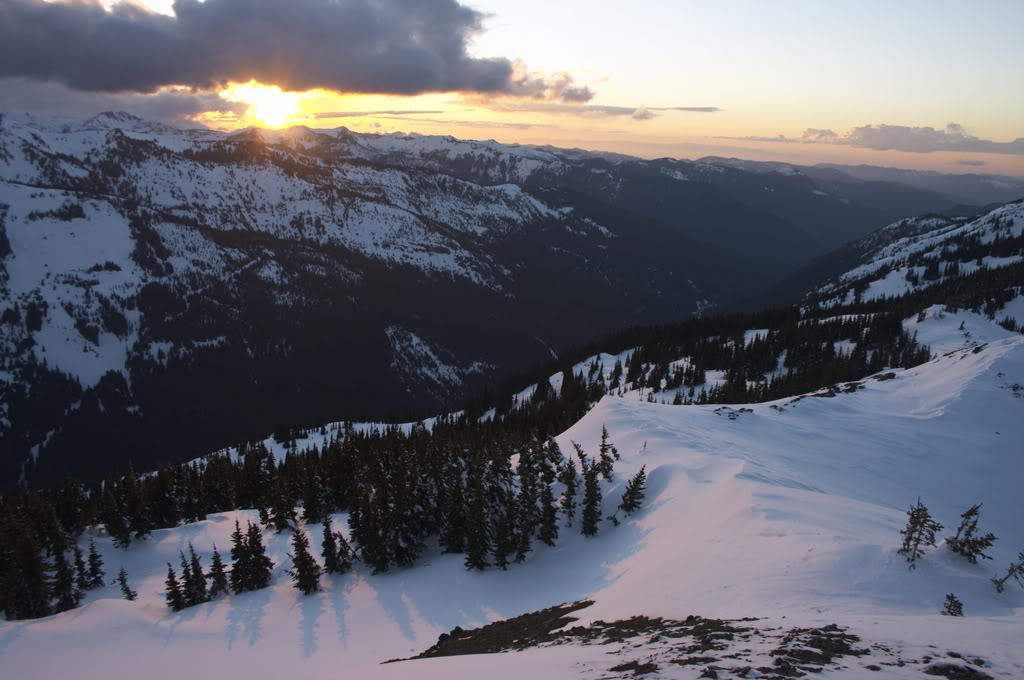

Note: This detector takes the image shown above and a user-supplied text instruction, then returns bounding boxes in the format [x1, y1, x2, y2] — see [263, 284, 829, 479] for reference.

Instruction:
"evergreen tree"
[86, 539, 105, 589]
[898, 498, 943, 568]
[619, 466, 647, 516]
[164, 564, 185, 612]
[538, 480, 559, 547]
[101, 485, 131, 548]
[597, 426, 619, 481]
[946, 504, 997, 564]
[463, 469, 491, 571]
[581, 460, 603, 537]
[185, 542, 208, 605]
[117, 567, 137, 601]
[942, 593, 964, 616]
[72, 543, 89, 591]
[322, 515, 342, 574]
[992, 553, 1024, 593]
[269, 476, 296, 533]
[51, 551, 82, 613]
[245, 522, 274, 590]
[287, 528, 322, 595]
[229, 520, 248, 594]
[207, 545, 230, 598]
[178, 550, 194, 605]
[558, 459, 578, 527]
[493, 489, 517, 570]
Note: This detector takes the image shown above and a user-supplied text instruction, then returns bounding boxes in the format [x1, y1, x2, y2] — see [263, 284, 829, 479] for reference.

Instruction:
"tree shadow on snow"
[298, 591, 323, 658]
[225, 587, 272, 649]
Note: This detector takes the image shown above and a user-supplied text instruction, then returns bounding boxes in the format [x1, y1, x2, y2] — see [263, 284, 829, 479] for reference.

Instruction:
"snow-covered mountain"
[0, 111, 1003, 485]
[807, 200, 1023, 311]
[2, 303, 1022, 679]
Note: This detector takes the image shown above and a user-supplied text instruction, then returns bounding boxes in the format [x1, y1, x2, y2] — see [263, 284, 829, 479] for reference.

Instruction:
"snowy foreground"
[2, 308, 1023, 678]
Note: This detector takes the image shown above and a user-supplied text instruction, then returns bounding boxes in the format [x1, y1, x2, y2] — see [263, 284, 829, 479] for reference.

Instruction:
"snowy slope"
[812, 200, 1024, 307]
[2, 307, 1022, 679]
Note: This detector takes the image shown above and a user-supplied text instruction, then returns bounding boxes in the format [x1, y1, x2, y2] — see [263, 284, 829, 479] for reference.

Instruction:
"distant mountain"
[0, 112, 997, 484]
[0, 112, 778, 483]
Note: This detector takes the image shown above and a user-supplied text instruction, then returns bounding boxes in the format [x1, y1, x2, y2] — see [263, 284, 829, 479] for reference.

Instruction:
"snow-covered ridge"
[812, 200, 1024, 306]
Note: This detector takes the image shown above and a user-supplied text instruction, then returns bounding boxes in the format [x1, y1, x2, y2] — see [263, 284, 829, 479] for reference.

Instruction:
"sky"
[1, 0, 1022, 175]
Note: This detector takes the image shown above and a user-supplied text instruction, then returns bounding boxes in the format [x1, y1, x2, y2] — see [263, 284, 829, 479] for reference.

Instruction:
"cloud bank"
[729, 123, 1024, 155]
[0, 0, 589, 100]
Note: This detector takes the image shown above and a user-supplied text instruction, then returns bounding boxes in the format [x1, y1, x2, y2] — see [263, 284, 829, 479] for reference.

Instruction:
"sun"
[222, 82, 303, 128]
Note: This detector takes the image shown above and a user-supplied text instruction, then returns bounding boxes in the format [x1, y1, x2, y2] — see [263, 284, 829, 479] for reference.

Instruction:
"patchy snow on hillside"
[2, 309, 1022, 679]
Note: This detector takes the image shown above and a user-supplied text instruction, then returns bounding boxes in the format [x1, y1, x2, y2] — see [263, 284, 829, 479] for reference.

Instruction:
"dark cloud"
[370, 116, 557, 130]
[0, 0, 584, 99]
[954, 159, 987, 167]
[0, 77, 244, 121]
[725, 123, 1024, 155]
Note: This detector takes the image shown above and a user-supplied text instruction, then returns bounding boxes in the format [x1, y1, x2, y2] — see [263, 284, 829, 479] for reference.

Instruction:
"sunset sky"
[2, 0, 1022, 174]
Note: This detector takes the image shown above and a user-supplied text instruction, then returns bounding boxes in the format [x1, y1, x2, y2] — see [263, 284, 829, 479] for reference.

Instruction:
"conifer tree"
[942, 593, 964, 616]
[164, 564, 185, 612]
[493, 489, 517, 570]
[245, 521, 274, 590]
[581, 460, 603, 537]
[269, 476, 296, 533]
[229, 520, 248, 594]
[185, 542, 208, 605]
[597, 426, 619, 481]
[322, 515, 342, 574]
[538, 480, 559, 547]
[207, 545, 229, 598]
[334, 530, 354, 574]
[463, 472, 490, 571]
[440, 462, 466, 554]
[51, 551, 81, 613]
[946, 504, 997, 564]
[86, 539, 105, 589]
[287, 528, 322, 595]
[73, 543, 89, 591]
[619, 466, 648, 516]
[117, 567, 137, 601]
[558, 459, 578, 527]
[178, 550, 195, 605]
[992, 553, 1024, 593]
[898, 498, 943, 568]
[101, 486, 131, 548]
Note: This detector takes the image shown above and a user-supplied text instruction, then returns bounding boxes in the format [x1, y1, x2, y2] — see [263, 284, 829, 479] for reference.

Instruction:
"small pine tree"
[619, 466, 647, 516]
[463, 475, 490, 571]
[581, 460, 602, 537]
[947, 504, 997, 564]
[942, 593, 964, 616]
[178, 550, 195, 606]
[117, 567, 137, 601]
[72, 544, 89, 591]
[558, 459, 578, 527]
[185, 542, 208, 605]
[164, 564, 185, 612]
[229, 520, 248, 594]
[245, 522, 274, 590]
[207, 546, 229, 598]
[992, 552, 1024, 593]
[86, 539, 105, 589]
[51, 551, 82, 613]
[898, 498, 943, 568]
[538, 480, 559, 547]
[287, 529, 322, 595]
[322, 516, 342, 574]
[597, 426, 618, 481]
[493, 490, 518, 570]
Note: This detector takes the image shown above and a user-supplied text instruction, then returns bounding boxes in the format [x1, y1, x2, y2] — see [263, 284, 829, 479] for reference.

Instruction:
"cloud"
[726, 123, 1024, 155]
[313, 110, 446, 119]
[0, 0, 585, 99]
[471, 99, 718, 120]
[369, 116, 557, 131]
[0, 77, 245, 121]
[954, 159, 987, 167]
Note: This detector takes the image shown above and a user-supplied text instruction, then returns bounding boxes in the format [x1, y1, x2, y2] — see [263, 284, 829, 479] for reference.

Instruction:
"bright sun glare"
[223, 83, 303, 128]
